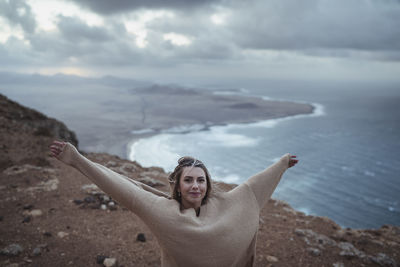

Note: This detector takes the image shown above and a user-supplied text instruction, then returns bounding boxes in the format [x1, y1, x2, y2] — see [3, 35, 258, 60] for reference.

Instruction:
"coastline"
[76, 87, 316, 160]
[126, 99, 323, 172]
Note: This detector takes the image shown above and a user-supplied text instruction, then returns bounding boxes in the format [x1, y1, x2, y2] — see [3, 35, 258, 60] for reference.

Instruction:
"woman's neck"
[180, 201, 201, 216]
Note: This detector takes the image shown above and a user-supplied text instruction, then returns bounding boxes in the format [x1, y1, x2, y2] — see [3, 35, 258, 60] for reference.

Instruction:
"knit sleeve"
[244, 154, 290, 210]
[58, 143, 168, 215]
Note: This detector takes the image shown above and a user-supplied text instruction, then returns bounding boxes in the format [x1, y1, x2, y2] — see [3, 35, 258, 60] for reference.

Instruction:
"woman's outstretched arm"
[49, 140, 168, 213]
[244, 154, 298, 210]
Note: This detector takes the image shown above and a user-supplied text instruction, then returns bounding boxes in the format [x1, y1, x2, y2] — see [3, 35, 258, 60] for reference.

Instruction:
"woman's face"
[178, 166, 207, 210]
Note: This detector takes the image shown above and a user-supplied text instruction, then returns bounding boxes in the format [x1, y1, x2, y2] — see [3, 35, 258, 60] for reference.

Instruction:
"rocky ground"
[0, 94, 399, 267]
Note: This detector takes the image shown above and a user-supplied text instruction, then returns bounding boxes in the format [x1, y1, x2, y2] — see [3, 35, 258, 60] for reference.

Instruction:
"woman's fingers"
[52, 140, 65, 145]
[49, 141, 66, 158]
[288, 155, 299, 168]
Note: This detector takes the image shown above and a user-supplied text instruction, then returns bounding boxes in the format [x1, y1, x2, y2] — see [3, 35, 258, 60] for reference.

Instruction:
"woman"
[50, 140, 298, 267]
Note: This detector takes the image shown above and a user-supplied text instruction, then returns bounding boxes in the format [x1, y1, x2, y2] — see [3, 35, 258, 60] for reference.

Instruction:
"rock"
[0, 244, 24, 256]
[306, 247, 321, 256]
[119, 163, 137, 173]
[137, 233, 146, 242]
[25, 178, 59, 193]
[22, 216, 31, 223]
[294, 228, 336, 248]
[31, 209, 43, 216]
[23, 209, 42, 217]
[32, 247, 41, 256]
[332, 262, 344, 267]
[294, 229, 306, 237]
[266, 255, 279, 262]
[101, 195, 110, 203]
[34, 243, 48, 253]
[96, 255, 108, 264]
[57, 231, 69, 238]
[338, 242, 365, 259]
[137, 176, 165, 187]
[371, 239, 384, 247]
[81, 184, 100, 194]
[106, 161, 117, 167]
[43, 231, 52, 237]
[23, 204, 34, 210]
[84, 196, 96, 203]
[283, 206, 297, 215]
[369, 253, 397, 267]
[3, 164, 42, 175]
[103, 257, 118, 267]
[89, 203, 101, 209]
[73, 199, 84, 205]
[7, 263, 19, 267]
[101, 204, 107, 210]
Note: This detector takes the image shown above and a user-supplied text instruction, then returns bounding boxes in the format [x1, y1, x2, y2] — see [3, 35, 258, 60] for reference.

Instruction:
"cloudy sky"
[1, 0, 400, 85]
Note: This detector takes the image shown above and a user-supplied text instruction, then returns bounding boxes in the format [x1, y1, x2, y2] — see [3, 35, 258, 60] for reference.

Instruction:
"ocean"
[129, 82, 400, 229]
[2, 77, 399, 229]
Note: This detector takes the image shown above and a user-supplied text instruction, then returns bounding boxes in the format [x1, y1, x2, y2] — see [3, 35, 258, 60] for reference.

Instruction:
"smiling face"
[178, 166, 208, 210]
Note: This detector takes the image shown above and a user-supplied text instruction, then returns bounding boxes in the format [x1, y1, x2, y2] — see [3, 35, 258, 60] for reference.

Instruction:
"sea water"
[129, 82, 400, 229]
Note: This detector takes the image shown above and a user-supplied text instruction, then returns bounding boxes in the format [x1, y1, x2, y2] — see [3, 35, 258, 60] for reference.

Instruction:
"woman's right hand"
[49, 140, 66, 158]
[49, 140, 78, 166]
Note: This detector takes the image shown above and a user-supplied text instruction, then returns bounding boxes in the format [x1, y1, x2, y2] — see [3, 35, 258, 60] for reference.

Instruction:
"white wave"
[362, 197, 398, 212]
[198, 127, 259, 147]
[211, 102, 325, 132]
[128, 124, 260, 172]
[214, 174, 241, 184]
[364, 170, 375, 177]
[296, 207, 312, 215]
[162, 124, 207, 134]
[212, 91, 246, 96]
[260, 96, 273, 100]
[309, 103, 325, 117]
[341, 165, 354, 172]
[270, 157, 282, 163]
[128, 134, 180, 171]
[131, 128, 156, 135]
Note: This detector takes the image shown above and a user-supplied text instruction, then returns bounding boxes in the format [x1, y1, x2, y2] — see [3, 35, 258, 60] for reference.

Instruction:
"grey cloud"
[0, 0, 36, 33]
[57, 15, 113, 42]
[0, 37, 37, 67]
[66, 0, 220, 15]
[143, 8, 238, 60]
[227, 0, 400, 52]
[2, 0, 400, 74]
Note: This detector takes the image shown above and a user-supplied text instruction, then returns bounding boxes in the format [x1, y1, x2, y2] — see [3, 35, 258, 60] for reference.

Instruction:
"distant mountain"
[0, 71, 151, 88]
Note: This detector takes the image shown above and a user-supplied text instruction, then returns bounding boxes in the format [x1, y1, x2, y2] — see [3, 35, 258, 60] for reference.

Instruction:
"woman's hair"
[168, 156, 212, 205]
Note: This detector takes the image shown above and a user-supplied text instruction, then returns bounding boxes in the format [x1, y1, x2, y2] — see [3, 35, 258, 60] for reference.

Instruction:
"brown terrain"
[0, 94, 399, 267]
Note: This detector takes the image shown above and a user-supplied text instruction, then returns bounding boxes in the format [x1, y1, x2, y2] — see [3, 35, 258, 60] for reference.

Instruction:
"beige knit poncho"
[58, 143, 290, 267]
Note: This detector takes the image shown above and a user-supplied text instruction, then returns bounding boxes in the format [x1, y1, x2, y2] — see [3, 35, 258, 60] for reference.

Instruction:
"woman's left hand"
[288, 155, 298, 168]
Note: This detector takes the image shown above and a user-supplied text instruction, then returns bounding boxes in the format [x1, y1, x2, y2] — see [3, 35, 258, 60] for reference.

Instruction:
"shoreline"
[126, 100, 324, 170]
[87, 101, 317, 161]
